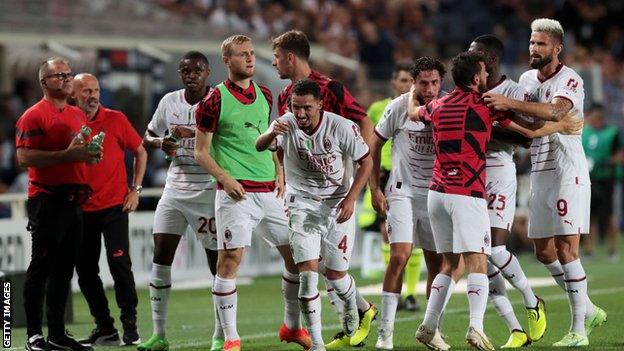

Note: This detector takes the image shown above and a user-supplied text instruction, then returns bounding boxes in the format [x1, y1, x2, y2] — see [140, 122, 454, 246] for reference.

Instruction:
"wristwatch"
[130, 184, 143, 194]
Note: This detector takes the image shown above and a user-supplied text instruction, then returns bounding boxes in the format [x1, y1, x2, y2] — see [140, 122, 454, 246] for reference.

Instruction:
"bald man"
[72, 73, 147, 347]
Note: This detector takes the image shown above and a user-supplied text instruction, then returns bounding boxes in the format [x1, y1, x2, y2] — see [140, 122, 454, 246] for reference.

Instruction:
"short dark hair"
[410, 56, 446, 80]
[292, 79, 320, 100]
[271, 30, 311, 61]
[472, 34, 504, 60]
[393, 60, 413, 77]
[451, 51, 486, 89]
[181, 51, 209, 67]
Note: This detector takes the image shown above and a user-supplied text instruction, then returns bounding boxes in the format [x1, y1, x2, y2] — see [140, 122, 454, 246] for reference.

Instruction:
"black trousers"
[23, 193, 83, 339]
[76, 205, 138, 331]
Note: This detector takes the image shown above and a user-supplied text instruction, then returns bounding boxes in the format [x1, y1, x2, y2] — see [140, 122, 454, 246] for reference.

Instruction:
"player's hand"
[483, 93, 512, 111]
[171, 126, 195, 139]
[275, 167, 285, 199]
[336, 196, 355, 223]
[371, 188, 388, 216]
[269, 120, 289, 136]
[223, 177, 247, 201]
[161, 137, 179, 154]
[122, 190, 139, 213]
[66, 137, 102, 164]
[559, 112, 584, 135]
[407, 85, 422, 121]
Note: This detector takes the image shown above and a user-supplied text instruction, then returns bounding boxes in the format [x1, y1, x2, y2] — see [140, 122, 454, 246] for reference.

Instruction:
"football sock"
[488, 265, 522, 332]
[562, 259, 588, 335]
[467, 273, 489, 333]
[212, 275, 239, 340]
[490, 245, 538, 307]
[299, 271, 323, 346]
[150, 263, 171, 337]
[380, 291, 400, 332]
[282, 269, 302, 329]
[423, 274, 452, 329]
[545, 259, 594, 318]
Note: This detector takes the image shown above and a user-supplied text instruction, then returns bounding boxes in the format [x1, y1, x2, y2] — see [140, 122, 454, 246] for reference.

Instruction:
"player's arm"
[272, 151, 285, 199]
[502, 112, 583, 138]
[256, 119, 289, 151]
[338, 153, 373, 224]
[194, 129, 246, 200]
[123, 144, 147, 213]
[143, 130, 179, 155]
[16, 135, 100, 167]
[484, 93, 573, 122]
[368, 133, 388, 215]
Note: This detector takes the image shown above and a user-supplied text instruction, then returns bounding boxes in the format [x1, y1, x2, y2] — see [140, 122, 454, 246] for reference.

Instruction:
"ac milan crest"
[484, 233, 490, 245]
[224, 229, 232, 242]
[323, 138, 332, 151]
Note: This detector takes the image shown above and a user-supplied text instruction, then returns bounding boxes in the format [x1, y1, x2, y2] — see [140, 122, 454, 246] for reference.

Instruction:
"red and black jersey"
[196, 79, 272, 133]
[420, 88, 512, 199]
[277, 70, 366, 122]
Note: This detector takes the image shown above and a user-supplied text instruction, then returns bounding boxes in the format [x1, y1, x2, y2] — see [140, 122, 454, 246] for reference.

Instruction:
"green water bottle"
[164, 133, 180, 161]
[87, 131, 105, 152]
[75, 125, 92, 143]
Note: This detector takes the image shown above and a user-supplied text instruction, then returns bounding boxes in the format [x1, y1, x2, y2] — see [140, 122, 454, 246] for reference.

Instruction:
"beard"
[530, 55, 553, 69]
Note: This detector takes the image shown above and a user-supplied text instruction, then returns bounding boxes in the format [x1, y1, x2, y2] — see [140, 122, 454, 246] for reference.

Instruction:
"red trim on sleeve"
[374, 129, 389, 141]
[355, 150, 370, 163]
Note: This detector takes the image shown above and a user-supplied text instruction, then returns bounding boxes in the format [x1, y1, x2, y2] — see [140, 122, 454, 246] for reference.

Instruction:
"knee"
[489, 245, 510, 268]
[299, 271, 319, 297]
[325, 268, 346, 281]
[388, 252, 410, 270]
[534, 245, 556, 264]
[555, 243, 580, 263]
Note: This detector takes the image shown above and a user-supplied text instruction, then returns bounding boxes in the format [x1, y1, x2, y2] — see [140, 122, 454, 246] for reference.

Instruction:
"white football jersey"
[147, 88, 215, 202]
[277, 111, 369, 207]
[375, 93, 434, 197]
[486, 77, 527, 175]
[519, 64, 590, 187]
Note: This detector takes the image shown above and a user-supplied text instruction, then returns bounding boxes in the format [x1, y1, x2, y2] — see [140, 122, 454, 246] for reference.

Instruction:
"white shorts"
[215, 190, 289, 249]
[153, 193, 217, 250]
[485, 174, 517, 231]
[386, 194, 436, 251]
[528, 182, 590, 238]
[287, 194, 355, 272]
[427, 190, 491, 255]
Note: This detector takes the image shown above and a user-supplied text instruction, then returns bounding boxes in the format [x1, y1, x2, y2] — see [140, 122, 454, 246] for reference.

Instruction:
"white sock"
[212, 297, 224, 339]
[380, 291, 400, 331]
[324, 277, 344, 317]
[490, 245, 538, 307]
[299, 271, 323, 346]
[467, 273, 489, 333]
[150, 263, 171, 337]
[562, 259, 588, 335]
[423, 274, 452, 329]
[328, 275, 357, 311]
[282, 270, 302, 329]
[438, 278, 456, 331]
[545, 259, 594, 318]
[355, 289, 371, 312]
[212, 275, 239, 340]
[488, 266, 523, 332]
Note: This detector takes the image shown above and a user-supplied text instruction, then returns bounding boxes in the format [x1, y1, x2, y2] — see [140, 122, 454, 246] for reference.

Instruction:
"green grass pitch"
[7, 247, 623, 350]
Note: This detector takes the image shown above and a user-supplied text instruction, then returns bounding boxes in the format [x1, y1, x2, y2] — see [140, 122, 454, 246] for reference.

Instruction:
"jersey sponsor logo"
[297, 151, 337, 174]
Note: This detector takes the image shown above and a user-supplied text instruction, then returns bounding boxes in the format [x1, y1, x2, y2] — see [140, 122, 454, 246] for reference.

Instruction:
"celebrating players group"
[18, 16, 608, 351]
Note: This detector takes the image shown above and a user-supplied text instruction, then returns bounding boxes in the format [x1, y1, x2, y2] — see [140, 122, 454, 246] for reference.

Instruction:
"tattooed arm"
[484, 94, 573, 122]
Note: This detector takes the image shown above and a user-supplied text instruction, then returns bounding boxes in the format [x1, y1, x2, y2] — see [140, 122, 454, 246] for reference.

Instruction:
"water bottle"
[164, 133, 180, 161]
[75, 125, 92, 143]
[87, 131, 105, 152]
